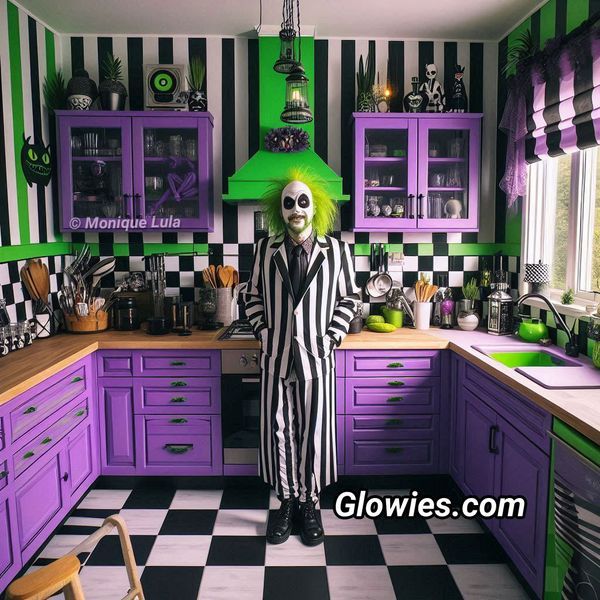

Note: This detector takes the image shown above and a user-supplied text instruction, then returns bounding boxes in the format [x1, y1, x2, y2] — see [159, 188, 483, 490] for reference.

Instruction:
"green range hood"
[223, 35, 348, 203]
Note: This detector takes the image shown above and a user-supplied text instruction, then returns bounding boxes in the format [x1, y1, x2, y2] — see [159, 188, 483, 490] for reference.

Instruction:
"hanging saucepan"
[364, 244, 393, 298]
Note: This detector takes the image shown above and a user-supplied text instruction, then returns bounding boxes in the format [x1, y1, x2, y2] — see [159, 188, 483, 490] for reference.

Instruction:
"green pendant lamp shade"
[274, 27, 297, 74]
[281, 63, 312, 123]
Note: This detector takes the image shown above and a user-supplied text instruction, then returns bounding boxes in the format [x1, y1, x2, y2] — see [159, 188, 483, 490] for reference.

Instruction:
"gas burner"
[219, 319, 256, 341]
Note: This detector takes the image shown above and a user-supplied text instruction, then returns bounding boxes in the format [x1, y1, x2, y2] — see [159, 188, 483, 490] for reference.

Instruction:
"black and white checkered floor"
[25, 478, 532, 600]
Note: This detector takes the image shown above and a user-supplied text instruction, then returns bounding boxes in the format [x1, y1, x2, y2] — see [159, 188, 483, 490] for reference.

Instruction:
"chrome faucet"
[517, 293, 579, 357]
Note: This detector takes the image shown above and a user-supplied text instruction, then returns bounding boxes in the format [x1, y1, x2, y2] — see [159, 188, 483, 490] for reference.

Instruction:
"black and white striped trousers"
[259, 364, 337, 503]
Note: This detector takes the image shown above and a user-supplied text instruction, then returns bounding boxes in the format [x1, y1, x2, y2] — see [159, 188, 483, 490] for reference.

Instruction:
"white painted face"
[281, 180, 314, 235]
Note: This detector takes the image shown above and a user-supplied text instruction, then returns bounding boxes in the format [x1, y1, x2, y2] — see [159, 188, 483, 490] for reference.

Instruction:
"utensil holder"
[215, 288, 233, 326]
[414, 302, 432, 330]
[64, 310, 109, 333]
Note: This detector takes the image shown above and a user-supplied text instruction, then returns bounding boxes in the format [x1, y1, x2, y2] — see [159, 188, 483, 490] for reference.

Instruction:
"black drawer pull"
[387, 396, 404, 403]
[170, 397, 187, 403]
[0, 471, 7, 479]
[385, 447, 403, 454]
[23, 406, 37, 414]
[23, 451, 35, 459]
[385, 419, 401, 426]
[489, 425, 499, 454]
[164, 444, 193, 454]
[75, 409, 86, 417]
[170, 361, 186, 366]
[41, 437, 52, 445]
[170, 418, 188, 424]
[387, 362, 403, 368]
[170, 381, 188, 387]
[63, 472, 69, 481]
[387, 381, 404, 387]
[71, 376, 83, 383]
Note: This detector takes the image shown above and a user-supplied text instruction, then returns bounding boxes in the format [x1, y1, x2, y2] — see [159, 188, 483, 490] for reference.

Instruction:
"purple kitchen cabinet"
[98, 379, 136, 474]
[0, 489, 20, 595]
[56, 110, 214, 232]
[97, 350, 135, 377]
[67, 419, 99, 502]
[133, 350, 221, 377]
[353, 113, 481, 232]
[345, 350, 440, 377]
[133, 377, 221, 414]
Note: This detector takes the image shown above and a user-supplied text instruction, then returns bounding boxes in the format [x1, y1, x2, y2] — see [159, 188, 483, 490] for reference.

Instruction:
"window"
[523, 148, 600, 304]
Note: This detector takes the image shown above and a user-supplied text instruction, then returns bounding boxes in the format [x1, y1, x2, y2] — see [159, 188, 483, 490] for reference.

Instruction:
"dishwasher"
[546, 421, 600, 599]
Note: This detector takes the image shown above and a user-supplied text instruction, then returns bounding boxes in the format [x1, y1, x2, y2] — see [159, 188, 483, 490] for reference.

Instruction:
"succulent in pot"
[457, 277, 480, 331]
[99, 53, 127, 111]
[187, 57, 207, 112]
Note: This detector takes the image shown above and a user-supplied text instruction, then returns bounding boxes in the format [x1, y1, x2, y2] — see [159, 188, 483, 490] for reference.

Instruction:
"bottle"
[440, 288, 455, 329]
[403, 77, 427, 113]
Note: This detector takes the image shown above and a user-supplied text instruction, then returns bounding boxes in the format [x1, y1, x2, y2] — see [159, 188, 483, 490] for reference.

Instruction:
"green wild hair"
[261, 168, 338, 237]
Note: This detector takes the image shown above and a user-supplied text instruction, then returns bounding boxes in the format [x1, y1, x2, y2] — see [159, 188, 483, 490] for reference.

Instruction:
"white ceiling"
[19, 0, 544, 40]
[19, 0, 542, 40]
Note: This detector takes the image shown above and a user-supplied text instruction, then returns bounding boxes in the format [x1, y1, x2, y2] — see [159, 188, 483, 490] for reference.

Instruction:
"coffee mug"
[382, 307, 404, 328]
[146, 317, 169, 335]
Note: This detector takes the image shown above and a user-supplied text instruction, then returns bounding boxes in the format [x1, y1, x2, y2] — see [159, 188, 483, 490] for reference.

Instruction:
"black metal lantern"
[280, 63, 312, 124]
[274, 27, 297, 74]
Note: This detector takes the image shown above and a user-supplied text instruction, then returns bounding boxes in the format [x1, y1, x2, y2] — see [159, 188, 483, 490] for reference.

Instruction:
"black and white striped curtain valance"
[524, 27, 600, 162]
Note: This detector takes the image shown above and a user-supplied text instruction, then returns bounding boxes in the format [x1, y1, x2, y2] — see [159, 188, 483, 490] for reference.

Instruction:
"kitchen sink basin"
[487, 351, 578, 368]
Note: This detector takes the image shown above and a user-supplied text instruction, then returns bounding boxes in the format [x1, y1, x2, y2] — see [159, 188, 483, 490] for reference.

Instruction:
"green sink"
[488, 351, 571, 368]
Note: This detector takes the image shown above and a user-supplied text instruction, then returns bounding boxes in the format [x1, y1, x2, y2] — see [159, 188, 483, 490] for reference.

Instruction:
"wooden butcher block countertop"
[0, 327, 599, 446]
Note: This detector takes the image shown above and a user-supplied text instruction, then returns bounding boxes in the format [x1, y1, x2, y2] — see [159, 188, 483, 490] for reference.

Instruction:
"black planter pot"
[100, 89, 127, 111]
[188, 90, 207, 112]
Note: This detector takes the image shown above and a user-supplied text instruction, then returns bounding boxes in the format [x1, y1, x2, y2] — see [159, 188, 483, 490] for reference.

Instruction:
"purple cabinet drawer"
[345, 415, 439, 475]
[349, 414, 438, 432]
[345, 350, 441, 377]
[97, 351, 134, 377]
[133, 350, 220, 377]
[13, 397, 89, 479]
[134, 377, 220, 414]
[345, 377, 439, 414]
[137, 414, 222, 475]
[461, 361, 551, 453]
[10, 359, 90, 443]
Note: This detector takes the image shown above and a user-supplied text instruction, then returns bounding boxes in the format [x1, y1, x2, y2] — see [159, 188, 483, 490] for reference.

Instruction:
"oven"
[221, 348, 261, 475]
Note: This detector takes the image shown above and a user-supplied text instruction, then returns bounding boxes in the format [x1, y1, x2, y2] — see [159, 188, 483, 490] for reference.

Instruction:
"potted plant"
[187, 57, 207, 112]
[43, 70, 68, 114]
[458, 277, 479, 314]
[99, 53, 127, 111]
[356, 52, 375, 112]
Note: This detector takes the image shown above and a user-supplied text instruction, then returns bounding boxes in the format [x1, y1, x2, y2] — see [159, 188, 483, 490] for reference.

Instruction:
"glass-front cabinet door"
[132, 115, 213, 231]
[354, 117, 418, 231]
[417, 117, 480, 231]
[58, 116, 133, 231]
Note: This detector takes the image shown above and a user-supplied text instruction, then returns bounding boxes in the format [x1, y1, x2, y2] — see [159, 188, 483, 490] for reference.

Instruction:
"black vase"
[403, 77, 427, 113]
[188, 90, 207, 112]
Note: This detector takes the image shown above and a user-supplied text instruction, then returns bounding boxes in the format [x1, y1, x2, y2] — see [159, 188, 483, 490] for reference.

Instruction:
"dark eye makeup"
[283, 196, 295, 209]
[298, 193, 310, 208]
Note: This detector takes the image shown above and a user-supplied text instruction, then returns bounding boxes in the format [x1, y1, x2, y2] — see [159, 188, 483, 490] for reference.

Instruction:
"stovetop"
[218, 319, 256, 341]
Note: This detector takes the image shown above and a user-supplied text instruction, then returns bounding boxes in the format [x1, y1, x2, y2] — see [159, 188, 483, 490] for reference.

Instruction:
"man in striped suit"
[244, 171, 360, 546]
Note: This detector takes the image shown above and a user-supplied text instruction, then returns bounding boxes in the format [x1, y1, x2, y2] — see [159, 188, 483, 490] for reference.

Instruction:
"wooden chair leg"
[63, 574, 85, 600]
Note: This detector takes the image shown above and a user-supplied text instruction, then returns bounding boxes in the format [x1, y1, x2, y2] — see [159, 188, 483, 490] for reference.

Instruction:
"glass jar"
[19, 321, 32, 346]
[0, 327, 9, 357]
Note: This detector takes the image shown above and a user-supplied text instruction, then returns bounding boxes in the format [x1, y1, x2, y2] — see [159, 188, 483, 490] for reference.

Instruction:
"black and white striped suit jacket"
[243, 234, 361, 380]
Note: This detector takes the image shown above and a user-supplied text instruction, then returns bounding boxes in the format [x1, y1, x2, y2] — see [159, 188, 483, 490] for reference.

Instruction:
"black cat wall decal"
[21, 134, 52, 187]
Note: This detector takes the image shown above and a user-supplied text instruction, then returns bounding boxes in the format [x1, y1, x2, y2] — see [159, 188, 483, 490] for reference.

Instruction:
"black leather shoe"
[299, 499, 324, 546]
[267, 498, 296, 544]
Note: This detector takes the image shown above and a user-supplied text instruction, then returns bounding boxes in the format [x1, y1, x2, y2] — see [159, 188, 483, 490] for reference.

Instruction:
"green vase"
[593, 340, 600, 369]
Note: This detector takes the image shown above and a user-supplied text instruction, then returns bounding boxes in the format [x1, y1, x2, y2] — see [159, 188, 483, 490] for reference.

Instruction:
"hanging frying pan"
[364, 244, 393, 298]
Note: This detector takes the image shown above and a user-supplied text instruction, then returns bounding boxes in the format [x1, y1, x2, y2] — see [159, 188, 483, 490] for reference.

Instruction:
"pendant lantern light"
[274, 27, 297, 74]
[280, 0, 312, 123]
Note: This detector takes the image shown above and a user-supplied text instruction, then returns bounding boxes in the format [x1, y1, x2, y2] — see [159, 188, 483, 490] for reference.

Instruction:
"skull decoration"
[281, 180, 314, 238]
[419, 63, 445, 113]
[21, 135, 51, 187]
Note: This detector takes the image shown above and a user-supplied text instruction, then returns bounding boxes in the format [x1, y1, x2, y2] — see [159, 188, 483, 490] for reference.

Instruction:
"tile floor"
[22, 477, 532, 600]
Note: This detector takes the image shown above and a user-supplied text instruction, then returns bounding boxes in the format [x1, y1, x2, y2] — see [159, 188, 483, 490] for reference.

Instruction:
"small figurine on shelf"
[403, 77, 428, 112]
[448, 65, 468, 112]
[419, 64, 445, 113]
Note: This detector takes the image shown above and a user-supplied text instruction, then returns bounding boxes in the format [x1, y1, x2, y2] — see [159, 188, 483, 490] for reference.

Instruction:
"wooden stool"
[5, 515, 144, 600]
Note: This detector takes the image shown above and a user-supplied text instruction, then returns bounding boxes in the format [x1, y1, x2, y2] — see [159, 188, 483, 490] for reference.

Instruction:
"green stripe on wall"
[566, 0, 589, 32]
[540, 0, 557, 45]
[0, 242, 72, 263]
[70, 242, 210, 257]
[7, 1, 29, 246]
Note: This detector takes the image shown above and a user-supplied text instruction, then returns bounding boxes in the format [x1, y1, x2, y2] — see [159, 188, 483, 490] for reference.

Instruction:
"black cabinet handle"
[75, 409, 86, 417]
[41, 437, 52, 445]
[0, 470, 8, 479]
[385, 447, 403, 454]
[170, 361, 186, 366]
[387, 362, 403, 368]
[63, 472, 69, 481]
[170, 397, 187, 403]
[134, 193, 142, 219]
[164, 444, 193, 454]
[170, 418, 188, 424]
[407, 194, 415, 219]
[417, 193, 425, 219]
[489, 425, 499, 454]
[123, 193, 131, 218]
[71, 376, 83, 383]
[387, 381, 404, 387]
[23, 406, 37, 414]
[387, 396, 404, 403]
[385, 418, 401, 426]
[23, 451, 35, 459]
[170, 381, 188, 387]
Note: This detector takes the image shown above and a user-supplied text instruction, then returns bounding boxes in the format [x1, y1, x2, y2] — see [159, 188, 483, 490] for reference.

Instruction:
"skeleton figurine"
[448, 65, 468, 112]
[419, 64, 445, 113]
